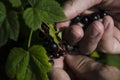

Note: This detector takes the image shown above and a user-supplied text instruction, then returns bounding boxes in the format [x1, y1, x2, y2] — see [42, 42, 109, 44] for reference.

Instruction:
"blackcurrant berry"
[89, 13, 100, 22]
[66, 44, 73, 51]
[72, 46, 79, 52]
[49, 54, 54, 59]
[72, 16, 82, 24]
[59, 50, 66, 56]
[53, 53, 60, 58]
[100, 10, 109, 18]
[43, 41, 50, 48]
[81, 16, 90, 25]
[49, 43, 58, 52]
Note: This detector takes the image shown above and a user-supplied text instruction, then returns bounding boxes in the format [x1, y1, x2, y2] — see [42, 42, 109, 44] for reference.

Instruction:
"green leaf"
[29, 45, 51, 72]
[58, 32, 62, 40]
[24, 66, 36, 80]
[105, 54, 120, 69]
[49, 24, 59, 44]
[9, 0, 22, 7]
[29, 45, 51, 80]
[28, 0, 39, 7]
[6, 45, 51, 80]
[23, 8, 42, 30]
[0, 11, 20, 47]
[24, 0, 66, 30]
[90, 51, 100, 58]
[6, 48, 29, 80]
[0, 2, 6, 27]
[0, 24, 9, 47]
[7, 11, 20, 41]
[37, 0, 66, 23]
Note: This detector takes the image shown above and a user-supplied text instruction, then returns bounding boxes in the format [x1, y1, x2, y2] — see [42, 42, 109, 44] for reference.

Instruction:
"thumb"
[63, 0, 102, 20]
[65, 54, 120, 80]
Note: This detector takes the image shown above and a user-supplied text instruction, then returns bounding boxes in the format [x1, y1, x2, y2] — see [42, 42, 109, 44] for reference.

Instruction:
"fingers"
[56, 0, 102, 30]
[63, 24, 84, 45]
[49, 68, 70, 80]
[65, 54, 120, 80]
[63, 0, 102, 20]
[78, 21, 104, 55]
[52, 57, 64, 69]
[49, 57, 71, 80]
[97, 16, 120, 54]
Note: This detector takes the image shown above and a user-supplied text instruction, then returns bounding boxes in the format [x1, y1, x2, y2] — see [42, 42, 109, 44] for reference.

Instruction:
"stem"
[28, 30, 33, 48]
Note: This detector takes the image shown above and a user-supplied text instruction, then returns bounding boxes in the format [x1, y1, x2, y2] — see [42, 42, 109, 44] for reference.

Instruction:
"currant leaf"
[29, 45, 51, 80]
[49, 24, 59, 44]
[6, 45, 51, 80]
[9, 0, 22, 7]
[0, 2, 6, 27]
[90, 51, 100, 58]
[36, 0, 66, 23]
[105, 54, 120, 69]
[0, 11, 19, 47]
[7, 11, 20, 41]
[0, 24, 9, 47]
[24, 0, 66, 30]
[6, 48, 29, 80]
[23, 8, 42, 30]
[28, 0, 39, 7]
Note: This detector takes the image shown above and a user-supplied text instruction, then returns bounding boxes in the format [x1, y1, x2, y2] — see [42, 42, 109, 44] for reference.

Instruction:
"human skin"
[57, 0, 120, 54]
[49, 0, 120, 80]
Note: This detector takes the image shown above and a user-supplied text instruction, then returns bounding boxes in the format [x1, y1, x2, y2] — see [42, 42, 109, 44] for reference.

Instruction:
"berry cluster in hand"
[39, 10, 109, 60]
[71, 10, 109, 29]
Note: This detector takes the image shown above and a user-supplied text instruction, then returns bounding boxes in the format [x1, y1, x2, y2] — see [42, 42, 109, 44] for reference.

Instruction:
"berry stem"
[28, 30, 33, 48]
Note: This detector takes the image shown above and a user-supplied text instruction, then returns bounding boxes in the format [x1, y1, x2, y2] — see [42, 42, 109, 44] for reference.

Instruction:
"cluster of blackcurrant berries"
[39, 24, 67, 59]
[71, 10, 109, 29]
[43, 39, 74, 59]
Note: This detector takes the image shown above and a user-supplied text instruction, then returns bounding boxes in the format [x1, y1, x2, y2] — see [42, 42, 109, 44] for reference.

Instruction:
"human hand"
[56, 0, 120, 54]
[49, 53, 120, 80]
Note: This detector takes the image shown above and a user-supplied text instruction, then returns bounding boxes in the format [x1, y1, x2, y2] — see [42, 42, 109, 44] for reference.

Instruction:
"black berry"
[66, 44, 73, 51]
[49, 43, 58, 52]
[53, 53, 60, 58]
[100, 10, 108, 18]
[59, 50, 66, 56]
[43, 41, 50, 48]
[89, 13, 100, 22]
[49, 54, 54, 59]
[81, 16, 90, 25]
[72, 16, 82, 24]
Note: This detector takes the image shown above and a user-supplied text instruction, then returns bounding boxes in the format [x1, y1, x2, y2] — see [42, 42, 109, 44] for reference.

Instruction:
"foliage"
[0, 0, 65, 80]
[0, 0, 120, 80]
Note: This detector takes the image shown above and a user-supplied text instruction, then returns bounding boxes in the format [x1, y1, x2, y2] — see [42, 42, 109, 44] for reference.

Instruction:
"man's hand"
[49, 54, 120, 80]
[56, 0, 120, 54]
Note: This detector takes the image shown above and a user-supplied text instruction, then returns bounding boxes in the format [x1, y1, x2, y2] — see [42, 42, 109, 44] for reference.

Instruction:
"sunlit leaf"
[29, 45, 51, 80]
[49, 24, 59, 44]
[6, 48, 29, 80]
[37, 0, 66, 23]
[23, 8, 42, 30]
